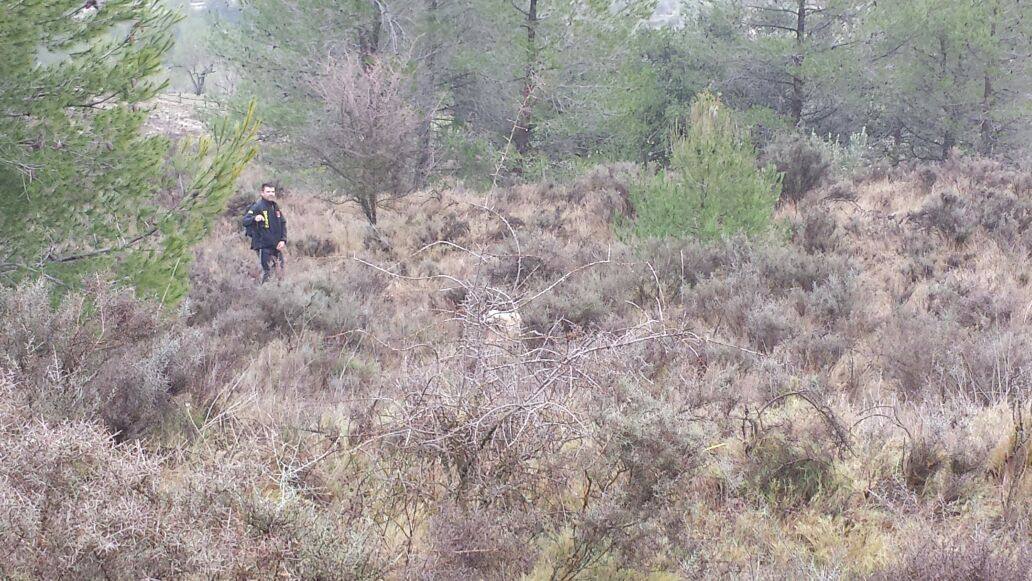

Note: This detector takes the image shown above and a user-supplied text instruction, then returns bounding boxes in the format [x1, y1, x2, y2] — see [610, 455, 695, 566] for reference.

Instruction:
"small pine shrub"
[627, 92, 781, 241]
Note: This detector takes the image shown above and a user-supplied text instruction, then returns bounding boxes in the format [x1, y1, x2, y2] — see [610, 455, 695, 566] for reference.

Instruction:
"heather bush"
[876, 312, 957, 401]
[907, 158, 1032, 251]
[876, 310, 1031, 403]
[746, 301, 800, 353]
[253, 269, 373, 336]
[761, 132, 831, 203]
[0, 383, 387, 578]
[515, 253, 647, 337]
[293, 233, 339, 258]
[635, 237, 743, 291]
[910, 190, 978, 245]
[486, 235, 576, 289]
[871, 530, 1032, 581]
[937, 155, 1032, 196]
[752, 244, 850, 294]
[788, 331, 848, 371]
[536, 385, 703, 577]
[597, 385, 701, 509]
[795, 273, 856, 326]
[794, 209, 841, 253]
[412, 209, 471, 248]
[0, 279, 203, 439]
[925, 278, 1014, 329]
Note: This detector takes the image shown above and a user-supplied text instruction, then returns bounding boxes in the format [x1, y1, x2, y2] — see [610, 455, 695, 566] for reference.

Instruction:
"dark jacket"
[243, 198, 287, 250]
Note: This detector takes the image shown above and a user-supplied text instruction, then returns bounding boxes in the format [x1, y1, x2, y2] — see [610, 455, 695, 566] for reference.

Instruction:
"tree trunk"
[979, 3, 998, 156]
[361, 194, 378, 225]
[938, 35, 954, 160]
[415, 0, 439, 186]
[512, 0, 538, 160]
[360, 0, 383, 66]
[790, 0, 806, 125]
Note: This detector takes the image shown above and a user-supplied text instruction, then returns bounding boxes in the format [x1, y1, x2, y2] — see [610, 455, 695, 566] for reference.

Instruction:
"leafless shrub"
[871, 530, 1032, 581]
[306, 54, 425, 225]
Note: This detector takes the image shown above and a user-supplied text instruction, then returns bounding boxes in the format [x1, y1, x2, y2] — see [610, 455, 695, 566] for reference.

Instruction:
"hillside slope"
[2, 158, 1030, 578]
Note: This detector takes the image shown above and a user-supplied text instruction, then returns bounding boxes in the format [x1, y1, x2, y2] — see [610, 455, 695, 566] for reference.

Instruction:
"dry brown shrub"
[293, 233, 340, 258]
[0, 378, 386, 578]
[876, 309, 1031, 404]
[788, 331, 848, 372]
[795, 207, 841, 253]
[871, 530, 1032, 581]
[565, 162, 638, 218]
[423, 503, 540, 579]
[761, 132, 832, 203]
[0, 279, 204, 440]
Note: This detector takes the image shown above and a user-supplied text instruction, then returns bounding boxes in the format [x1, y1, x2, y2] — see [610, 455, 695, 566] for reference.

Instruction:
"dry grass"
[1, 157, 1030, 578]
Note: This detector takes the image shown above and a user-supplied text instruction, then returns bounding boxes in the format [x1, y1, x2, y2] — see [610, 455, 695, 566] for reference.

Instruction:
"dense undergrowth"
[1, 155, 1030, 579]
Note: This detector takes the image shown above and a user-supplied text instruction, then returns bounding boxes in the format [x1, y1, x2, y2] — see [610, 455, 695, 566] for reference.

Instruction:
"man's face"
[261, 186, 276, 201]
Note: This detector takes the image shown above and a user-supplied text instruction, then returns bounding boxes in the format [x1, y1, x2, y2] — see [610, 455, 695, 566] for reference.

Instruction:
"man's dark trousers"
[258, 248, 285, 282]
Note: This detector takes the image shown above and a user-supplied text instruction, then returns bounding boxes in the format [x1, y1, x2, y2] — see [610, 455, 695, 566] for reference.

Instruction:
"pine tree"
[629, 93, 782, 241]
[866, 0, 1031, 160]
[0, 0, 257, 302]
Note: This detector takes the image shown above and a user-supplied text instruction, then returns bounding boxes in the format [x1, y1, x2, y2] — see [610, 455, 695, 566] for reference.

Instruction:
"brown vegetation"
[1, 155, 1030, 578]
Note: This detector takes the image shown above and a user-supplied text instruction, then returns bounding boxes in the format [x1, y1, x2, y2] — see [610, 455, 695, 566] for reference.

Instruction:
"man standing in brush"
[243, 183, 287, 283]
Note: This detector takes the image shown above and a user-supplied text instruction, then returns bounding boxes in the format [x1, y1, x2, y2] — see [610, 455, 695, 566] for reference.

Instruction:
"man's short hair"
[260, 182, 276, 191]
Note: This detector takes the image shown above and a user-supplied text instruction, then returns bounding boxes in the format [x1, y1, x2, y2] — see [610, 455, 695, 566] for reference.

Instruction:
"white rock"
[484, 309, 523, 340]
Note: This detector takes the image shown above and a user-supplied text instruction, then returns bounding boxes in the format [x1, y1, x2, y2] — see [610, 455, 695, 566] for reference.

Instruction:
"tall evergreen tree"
[0, 0, 257, 302]
[865, 0, 1031, 160]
